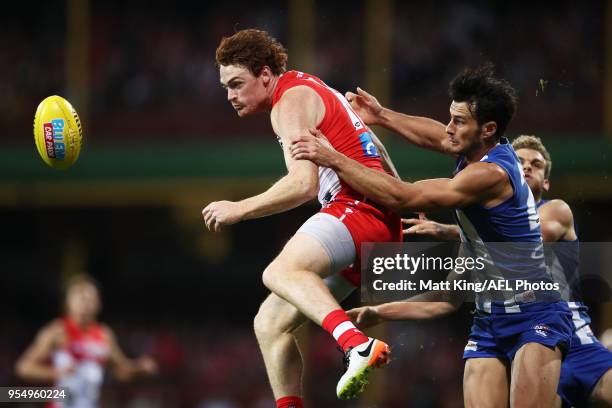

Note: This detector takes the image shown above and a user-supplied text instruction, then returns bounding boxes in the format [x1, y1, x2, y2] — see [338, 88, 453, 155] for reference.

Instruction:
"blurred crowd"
[1, 0, 605, 143]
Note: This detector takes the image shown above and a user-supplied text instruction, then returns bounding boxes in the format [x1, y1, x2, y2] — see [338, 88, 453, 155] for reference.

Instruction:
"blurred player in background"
[202, 29, 401, 404]
[512, 136, 612, 407]
[291, 65, 574, 408]
[15, 274, 158, 408]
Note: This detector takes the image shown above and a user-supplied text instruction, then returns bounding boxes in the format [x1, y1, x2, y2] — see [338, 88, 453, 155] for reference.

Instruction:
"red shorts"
[321, 198, 402, 286]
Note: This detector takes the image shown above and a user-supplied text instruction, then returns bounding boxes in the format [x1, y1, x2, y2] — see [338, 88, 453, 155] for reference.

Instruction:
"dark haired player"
[291, 65, 574, 407]
[351, 135, 612, 407]
[15, 275, 157, 408]
[203, 29, 401, 404]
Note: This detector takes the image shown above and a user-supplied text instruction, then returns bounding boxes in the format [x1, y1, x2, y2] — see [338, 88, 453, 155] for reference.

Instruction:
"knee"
[253, 301, 297, 343]
[253, 305, 277, 343]
[262, 258, 287, 292]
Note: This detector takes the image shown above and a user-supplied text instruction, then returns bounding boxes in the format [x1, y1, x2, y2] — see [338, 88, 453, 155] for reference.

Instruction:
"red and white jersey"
[51, 317, 110, 408]
[272, 70, 387, 208]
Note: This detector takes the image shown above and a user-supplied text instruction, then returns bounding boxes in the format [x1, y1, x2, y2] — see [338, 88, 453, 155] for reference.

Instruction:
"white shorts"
[296, 212, 357, 301]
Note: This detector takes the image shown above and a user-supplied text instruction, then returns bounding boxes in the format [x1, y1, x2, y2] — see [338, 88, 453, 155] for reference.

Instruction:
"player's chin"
[448, 143, 463, 155]
[525, 178, 539, 191]
[234, 106, 252, 117]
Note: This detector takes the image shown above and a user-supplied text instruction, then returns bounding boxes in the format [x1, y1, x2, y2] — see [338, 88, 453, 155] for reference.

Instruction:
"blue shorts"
[558, 326, 612, 408]
[463, 302, 573, 361]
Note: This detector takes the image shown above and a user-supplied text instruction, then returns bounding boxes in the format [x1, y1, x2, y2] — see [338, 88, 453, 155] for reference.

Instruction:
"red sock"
[322, 309, 369, 352]
[276, 396, 302, 408]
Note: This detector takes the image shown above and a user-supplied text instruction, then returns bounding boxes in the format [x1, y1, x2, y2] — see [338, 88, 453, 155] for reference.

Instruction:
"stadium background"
[2, 0, 612, 406]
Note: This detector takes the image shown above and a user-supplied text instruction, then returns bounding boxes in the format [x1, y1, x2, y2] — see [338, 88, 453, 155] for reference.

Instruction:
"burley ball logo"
[534, 324, 550, 338]
[43, 118, 66, 160]
[464, 340, 478, 352]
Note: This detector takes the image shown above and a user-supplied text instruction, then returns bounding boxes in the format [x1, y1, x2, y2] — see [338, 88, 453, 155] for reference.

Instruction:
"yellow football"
[33, 95, 83, 169]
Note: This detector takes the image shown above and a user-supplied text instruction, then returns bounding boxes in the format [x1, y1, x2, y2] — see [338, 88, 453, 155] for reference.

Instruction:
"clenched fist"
[202, 201, 244, 232]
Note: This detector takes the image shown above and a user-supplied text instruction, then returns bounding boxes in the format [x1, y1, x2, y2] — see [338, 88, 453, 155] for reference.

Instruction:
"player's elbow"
[287, 160, 319, 201]
[291, 173, 318, 202]
[301, 180, 319, 201]
[540, 222, 561, 242]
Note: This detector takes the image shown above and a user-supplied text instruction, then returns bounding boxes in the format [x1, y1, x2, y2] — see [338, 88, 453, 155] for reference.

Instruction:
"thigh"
[464, 357, 510, 408]
[511, 342, 562, 407]
[559, 338, 612, 407]
[274, 212, 356, 277]
[295, 212, 356, 274]
[591, 368, 612, 406]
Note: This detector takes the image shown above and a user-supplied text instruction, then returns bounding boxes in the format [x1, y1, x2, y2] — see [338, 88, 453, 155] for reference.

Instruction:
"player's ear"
[543, 179, 550, 192]
[260, 66, 273, 86]
[481, 121, 497, 139]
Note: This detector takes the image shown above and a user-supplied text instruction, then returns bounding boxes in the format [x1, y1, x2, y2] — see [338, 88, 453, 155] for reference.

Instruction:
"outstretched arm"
[202, 86, 324, 232]
[290, 130, 509, 213]
[104, 326, 158, 382]
[345, 87, 451, 155]
[15, 321, 63, 383]
[348, 271, 465, 329]
[348, 301, 459, 329]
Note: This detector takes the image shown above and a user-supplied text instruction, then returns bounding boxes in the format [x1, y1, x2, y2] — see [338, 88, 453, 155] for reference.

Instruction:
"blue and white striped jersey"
[454, 138, 558, 313]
